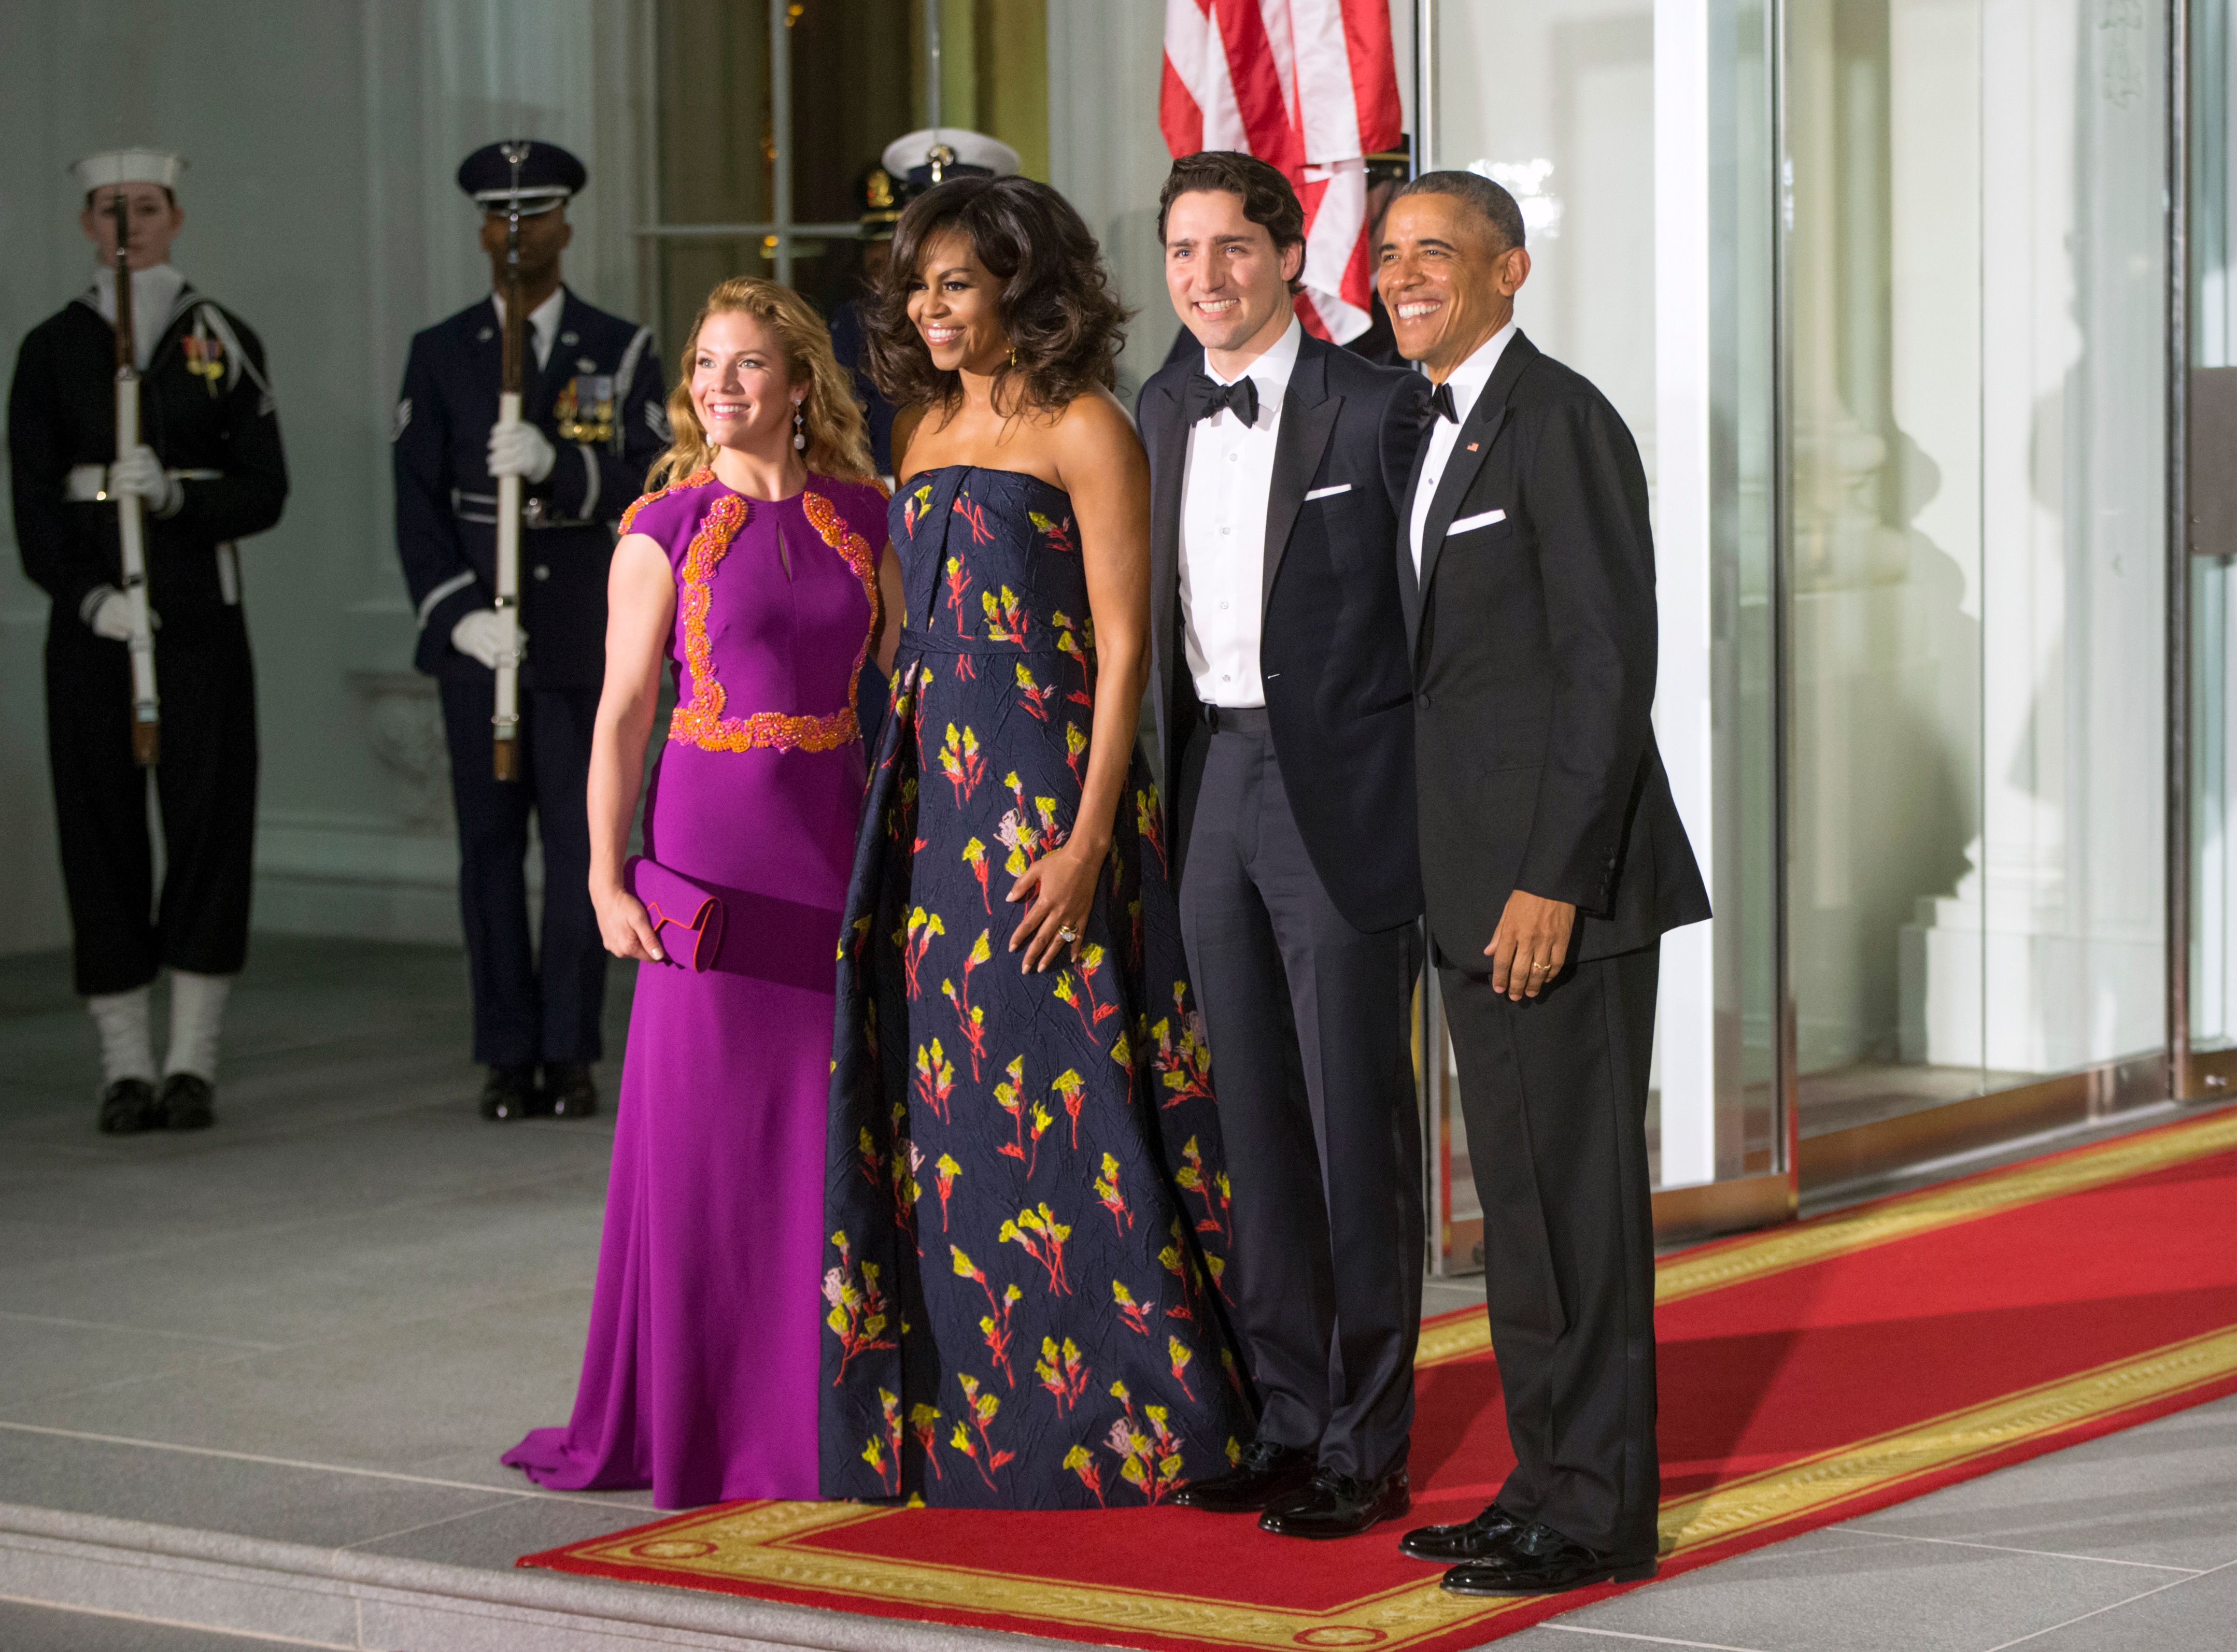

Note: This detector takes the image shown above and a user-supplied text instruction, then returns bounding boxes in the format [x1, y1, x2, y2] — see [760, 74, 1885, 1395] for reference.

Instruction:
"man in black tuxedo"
[1381, 173, 1709, 1594]
[1138, 152, 1431, 1540]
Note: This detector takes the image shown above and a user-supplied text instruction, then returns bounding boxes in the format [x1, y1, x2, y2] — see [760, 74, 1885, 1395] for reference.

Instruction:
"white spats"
[164, 970, 234, 1081]
[87, 986, 157, 1085]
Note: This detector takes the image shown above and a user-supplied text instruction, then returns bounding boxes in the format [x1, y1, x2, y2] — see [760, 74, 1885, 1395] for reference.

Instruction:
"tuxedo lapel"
[1397, 408, 1433, 652]
[1412, 331, 1537, 641]
[1262, 342, 1339, 614]
[1144, 371, 1191, 759]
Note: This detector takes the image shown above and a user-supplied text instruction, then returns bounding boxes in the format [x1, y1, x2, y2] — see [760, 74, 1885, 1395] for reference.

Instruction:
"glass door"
[1783, 0, 2168, 1154]
[1417, 0, 1782, 1269]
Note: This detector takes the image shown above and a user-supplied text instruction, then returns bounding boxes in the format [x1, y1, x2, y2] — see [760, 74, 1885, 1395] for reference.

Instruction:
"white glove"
[108, 445, 182, 516]
[451, 608, 527, 671]
[486, 419, 556, 483]
[89, 589, 159, 641]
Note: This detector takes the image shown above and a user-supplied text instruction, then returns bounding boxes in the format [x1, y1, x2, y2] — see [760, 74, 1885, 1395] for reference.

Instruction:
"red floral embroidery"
[666, 478, 886, 754]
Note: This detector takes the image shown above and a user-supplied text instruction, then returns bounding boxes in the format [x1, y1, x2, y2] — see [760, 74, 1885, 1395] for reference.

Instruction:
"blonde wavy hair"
[646, 277, 876, 490]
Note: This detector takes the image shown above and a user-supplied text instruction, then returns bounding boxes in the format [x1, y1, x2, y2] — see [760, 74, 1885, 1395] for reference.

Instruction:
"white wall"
[0, 0, 649, 956]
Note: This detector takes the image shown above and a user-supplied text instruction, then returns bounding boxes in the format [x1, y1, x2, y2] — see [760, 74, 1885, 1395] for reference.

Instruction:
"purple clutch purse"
[623, 855, 726, 972]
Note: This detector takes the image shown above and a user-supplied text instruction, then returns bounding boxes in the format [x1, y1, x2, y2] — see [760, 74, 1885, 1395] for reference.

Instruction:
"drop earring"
[793, 404, 806, 451]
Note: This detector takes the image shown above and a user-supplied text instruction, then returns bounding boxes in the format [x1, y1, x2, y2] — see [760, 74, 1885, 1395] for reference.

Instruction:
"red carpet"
[521, 1106, 2237, 1650]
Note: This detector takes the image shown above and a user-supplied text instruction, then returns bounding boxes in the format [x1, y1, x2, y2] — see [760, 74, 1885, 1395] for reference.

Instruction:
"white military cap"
[73, 149, 187, 195]
[881, 127, 1021, 187]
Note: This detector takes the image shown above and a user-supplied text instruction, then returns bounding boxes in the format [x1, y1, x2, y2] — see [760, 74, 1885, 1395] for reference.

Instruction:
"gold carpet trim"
[552, 1325, 2237, 1651]
[1416, 1107, 2237, 1369]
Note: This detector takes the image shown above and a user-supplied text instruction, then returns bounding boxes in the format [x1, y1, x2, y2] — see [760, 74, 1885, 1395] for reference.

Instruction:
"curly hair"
[646, 277, 876, 490]
[861, 175, 1129, 418]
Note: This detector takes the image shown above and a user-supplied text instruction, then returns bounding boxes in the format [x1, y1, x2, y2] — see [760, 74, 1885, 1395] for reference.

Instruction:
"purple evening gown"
[503, 467, 887, 1508]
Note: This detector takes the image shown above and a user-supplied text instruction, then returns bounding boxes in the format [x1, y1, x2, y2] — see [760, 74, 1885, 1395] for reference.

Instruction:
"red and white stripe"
[1160, 0, 1403, 344]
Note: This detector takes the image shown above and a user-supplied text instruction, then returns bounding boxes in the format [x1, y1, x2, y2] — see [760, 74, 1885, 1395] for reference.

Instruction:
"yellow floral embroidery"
[666, 478, 884, 754]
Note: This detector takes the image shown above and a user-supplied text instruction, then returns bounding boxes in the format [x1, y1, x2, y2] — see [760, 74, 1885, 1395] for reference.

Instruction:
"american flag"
[1159, 0, 1404, 344]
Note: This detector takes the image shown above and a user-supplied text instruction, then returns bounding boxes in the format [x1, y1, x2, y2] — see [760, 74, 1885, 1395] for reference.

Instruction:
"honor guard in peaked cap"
[456, 139, 588, 214]
[880, 126, 1021, 189]
[392, 139, 666, 1126]
[7, 147, 289, 1135]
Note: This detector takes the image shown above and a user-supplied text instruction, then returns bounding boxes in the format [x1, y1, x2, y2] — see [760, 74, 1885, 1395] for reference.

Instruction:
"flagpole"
[1414, 0, 1437, 171]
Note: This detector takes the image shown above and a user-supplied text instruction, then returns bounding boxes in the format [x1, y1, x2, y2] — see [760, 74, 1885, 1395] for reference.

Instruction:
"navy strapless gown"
[823, 465, 1249, 1507]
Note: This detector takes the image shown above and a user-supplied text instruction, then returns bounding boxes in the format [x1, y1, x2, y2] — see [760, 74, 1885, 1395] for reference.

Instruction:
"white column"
[1653, 0, 1718, 1187]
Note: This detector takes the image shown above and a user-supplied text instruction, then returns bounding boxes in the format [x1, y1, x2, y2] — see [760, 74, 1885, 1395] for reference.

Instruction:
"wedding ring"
[1530, 962, 1551, 974]
[1058, 925, 1079, 944]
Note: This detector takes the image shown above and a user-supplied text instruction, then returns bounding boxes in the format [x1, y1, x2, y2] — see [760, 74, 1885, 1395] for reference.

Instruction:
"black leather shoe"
[1257, 1466, 1410, 1539]
[157, 1073, 216, 1130]
[1440, 1522, 1656, 1597]
[1399, 1500, 1525, 1563]
[542, 1060, 599, 1119]
[1172, 1441, 1318, 1513]
[479, 1065, 542, 1121]
[97, 1078, 159, 1134]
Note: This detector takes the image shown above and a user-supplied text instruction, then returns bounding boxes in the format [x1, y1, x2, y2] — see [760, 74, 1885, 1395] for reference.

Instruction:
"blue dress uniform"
[391, 142, 666, 1100]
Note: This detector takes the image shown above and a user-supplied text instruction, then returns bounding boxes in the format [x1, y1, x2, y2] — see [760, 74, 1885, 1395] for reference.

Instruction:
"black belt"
[1202, 703, 1272, 734]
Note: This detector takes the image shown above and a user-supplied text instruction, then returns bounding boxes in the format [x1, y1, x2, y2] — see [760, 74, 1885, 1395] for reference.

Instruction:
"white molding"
[1653, 0, 1718, 1188]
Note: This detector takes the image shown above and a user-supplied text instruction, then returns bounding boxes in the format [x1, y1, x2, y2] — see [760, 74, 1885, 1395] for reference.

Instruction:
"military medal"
[183, 322, 225, 396]
[554, 374, 615, 445]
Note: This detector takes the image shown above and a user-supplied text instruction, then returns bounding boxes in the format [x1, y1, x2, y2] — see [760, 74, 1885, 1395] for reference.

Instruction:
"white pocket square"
[1447, 508, 1508, 536]
[1303, 482, 1352, 502]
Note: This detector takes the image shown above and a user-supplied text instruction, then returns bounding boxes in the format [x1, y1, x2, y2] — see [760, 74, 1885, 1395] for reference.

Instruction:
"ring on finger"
[1057, 924, 1079, 944]
[1530, 961, 1552, 975]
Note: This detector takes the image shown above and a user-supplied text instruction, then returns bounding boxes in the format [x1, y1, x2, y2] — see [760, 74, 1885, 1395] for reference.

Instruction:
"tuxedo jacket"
[1139, 332, 1431, 934]
[1400, 330, 1709, 967]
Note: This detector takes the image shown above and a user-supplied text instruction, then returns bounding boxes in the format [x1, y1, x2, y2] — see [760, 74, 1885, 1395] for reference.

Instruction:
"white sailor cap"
[73, 149, 186, 196]
[881, 128, 1021, 188]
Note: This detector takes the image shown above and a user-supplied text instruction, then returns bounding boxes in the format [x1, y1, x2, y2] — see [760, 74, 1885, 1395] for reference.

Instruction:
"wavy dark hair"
[862, 174, 1129, 417]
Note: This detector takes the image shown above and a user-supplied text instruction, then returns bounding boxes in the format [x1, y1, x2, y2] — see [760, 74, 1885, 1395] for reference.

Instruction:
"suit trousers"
[436, 658, 606, 1068]
[1179, 716, 1424, 1479]
[44, 617, 258, 998]
[1439, 942, 1661, 1558]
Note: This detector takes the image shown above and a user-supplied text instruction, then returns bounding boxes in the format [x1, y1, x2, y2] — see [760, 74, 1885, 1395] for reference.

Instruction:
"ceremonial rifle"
[491, 142, 529, 782]
[110, 189, 161, 767]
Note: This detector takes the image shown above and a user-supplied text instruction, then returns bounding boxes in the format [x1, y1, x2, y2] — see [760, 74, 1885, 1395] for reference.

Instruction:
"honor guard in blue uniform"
[391, 140, 666, 1121]
[8, 149, 288, 1135]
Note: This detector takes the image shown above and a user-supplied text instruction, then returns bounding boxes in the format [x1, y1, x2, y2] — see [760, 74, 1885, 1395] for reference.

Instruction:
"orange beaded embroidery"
[665, 478, 883, 754]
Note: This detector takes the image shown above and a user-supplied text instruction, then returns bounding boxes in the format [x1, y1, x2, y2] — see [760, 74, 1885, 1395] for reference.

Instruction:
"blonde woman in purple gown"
[504, 279, 900, 1507]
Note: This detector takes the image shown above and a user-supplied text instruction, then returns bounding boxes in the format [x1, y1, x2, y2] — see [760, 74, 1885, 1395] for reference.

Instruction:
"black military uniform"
[826, 165, 905, 478]
[8, 156, 287, 1135]
[392, 140, 665, 1118]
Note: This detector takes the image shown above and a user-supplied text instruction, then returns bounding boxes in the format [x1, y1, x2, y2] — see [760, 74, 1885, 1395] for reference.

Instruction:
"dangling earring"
[1007, 343, 1017, 371]
[793, 403, 806, 452]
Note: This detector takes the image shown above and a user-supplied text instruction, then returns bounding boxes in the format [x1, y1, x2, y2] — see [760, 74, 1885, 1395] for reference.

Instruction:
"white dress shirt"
[1178, 317, 1304, 708]
[491, 286, 566, 372]
[91, 264, 186, 371]
[1409, 318, 1518, 573]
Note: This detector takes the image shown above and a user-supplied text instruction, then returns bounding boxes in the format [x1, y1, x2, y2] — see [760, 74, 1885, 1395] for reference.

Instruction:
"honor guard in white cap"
[879, 126, 1022, 190]
[391, 139, 667, 1123]
[6, 149, 289, 1134]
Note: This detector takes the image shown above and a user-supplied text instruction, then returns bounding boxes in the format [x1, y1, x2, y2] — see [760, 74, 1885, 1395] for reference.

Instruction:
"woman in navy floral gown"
[823, 176, 1248, 1507]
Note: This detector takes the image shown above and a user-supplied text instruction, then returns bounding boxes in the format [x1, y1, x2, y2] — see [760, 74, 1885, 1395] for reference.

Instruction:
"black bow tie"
[1189, 373, 1260, 428]
[1429, 381, 1459, 424]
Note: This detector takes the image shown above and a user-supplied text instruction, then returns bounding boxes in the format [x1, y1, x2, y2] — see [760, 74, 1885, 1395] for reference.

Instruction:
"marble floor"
[0, 938, 2229, 1650]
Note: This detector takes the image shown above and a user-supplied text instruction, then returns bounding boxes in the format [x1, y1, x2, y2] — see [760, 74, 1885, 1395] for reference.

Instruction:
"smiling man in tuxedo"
[1381, 173, 1709, 1594]
[1138, 151, 1431, 1539]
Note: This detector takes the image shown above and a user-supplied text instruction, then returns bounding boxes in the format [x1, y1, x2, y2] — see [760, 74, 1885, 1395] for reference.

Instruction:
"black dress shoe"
[1257, 1466, 1410, 1539]
[157, 1073, 216, 1130]
[542, 1060, 599, 1119]
[479, 1065, 542, 1121]
[1440, 1521, 1656, 1597]
[97, 1078, 159, 1135]
[1172, 1441, 1318, 1513]
[1399, 1500, 1525, 1562]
